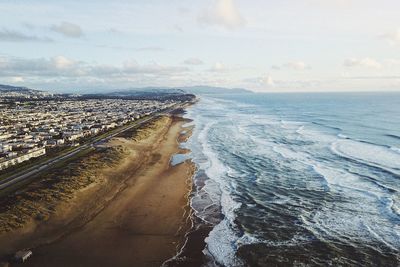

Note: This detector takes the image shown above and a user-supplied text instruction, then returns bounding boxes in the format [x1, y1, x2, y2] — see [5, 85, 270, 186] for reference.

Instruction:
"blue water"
[184, 93, 400, 266]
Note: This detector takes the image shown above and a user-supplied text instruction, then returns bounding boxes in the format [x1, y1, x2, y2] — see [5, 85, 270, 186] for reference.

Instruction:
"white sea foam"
[296, 125, 305, 134]
[280, 120, 305, 127]
[205, 219, 244, 266]
[312, 164, 384, 197]
[186, 96, 400, 265]
[391, 199, 400, 216]
[331, 139, 400, 173]
[272, 145, 310, 162]
[308, 164, 400, 249]
[390, 146, 400, 154]
[258, 118, 400, 249]
[190, 106, 245, 265]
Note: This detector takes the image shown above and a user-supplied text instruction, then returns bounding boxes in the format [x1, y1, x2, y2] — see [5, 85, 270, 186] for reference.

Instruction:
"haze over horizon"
[1, 0, 400, 93]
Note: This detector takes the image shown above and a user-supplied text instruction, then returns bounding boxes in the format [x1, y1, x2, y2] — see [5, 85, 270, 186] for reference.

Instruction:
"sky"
[0, 0, 400, 93]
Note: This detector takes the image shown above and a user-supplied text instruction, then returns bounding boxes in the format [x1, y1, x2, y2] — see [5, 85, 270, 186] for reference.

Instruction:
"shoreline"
[164, 110, 223, 267]
[164, 169, 223, 267]
[0, 114, 196, 267]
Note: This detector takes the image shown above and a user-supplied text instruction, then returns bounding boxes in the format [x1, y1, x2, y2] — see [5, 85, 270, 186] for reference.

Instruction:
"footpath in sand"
[0, 115, 195, 267]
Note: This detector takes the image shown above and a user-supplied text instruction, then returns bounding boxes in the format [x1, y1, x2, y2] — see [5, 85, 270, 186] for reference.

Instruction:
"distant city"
[0, 84, 195, 171]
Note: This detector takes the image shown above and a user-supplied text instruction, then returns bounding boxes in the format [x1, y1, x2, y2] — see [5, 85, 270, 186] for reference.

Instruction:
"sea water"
[183, 92, 400, 266]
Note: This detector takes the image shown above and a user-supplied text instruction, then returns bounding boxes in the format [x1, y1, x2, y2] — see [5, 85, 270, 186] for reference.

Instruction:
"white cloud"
[343, 58, 382, 69]
[380, 28, 400, 46]
[207, 61, 245, 73]
[94, 44, 165, 52]
[134, 46, 165, 52]
[0, 55, 189, 79]
[51, 22, 83, 38]
[304, 0, 353, 9]
[242, 74, 275, 91]
[11, 76, 24, 83]
[261, 75, 274, 86]
[178, 7, 191, 15]
[22, 22, 36, 30]
[244, 75, 327, 92]
[271, 61, 311, 71]
[0, 56, 80, 77]
[344, 75, 400, 80]
[122, 60, 189, 75]
[0, 55, 197, 91]
[209, 62, 228, 72]
[284, 61, 310, 70]
[0, 28, 52, 42]
[384, 59, 400, 66]
[108, 27, 120, 34]
[174, 24, 184, 33]
[52, 56, 75, 69]
[183, 58, 204, 65]
[198, 0, 246, 30]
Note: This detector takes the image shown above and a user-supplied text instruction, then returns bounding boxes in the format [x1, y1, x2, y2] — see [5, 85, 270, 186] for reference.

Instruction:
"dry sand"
[0, 115, 195, 267]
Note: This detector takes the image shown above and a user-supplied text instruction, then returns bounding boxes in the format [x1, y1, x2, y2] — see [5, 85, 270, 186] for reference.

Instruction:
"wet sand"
[0, 115, 195, 267]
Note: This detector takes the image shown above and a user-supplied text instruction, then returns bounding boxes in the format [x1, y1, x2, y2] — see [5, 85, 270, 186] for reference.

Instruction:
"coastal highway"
[0, 106, 180, 191]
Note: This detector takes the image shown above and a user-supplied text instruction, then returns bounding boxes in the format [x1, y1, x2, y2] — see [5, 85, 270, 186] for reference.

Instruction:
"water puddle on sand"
[170, 153, 190, 166]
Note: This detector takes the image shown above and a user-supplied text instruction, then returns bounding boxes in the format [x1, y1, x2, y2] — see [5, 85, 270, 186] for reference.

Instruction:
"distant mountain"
[178, 86, 252, 95]
[0, 84, 252, 99]
[0, 84, 54, 98]
[102, 86, 252, 96]
[0, 84, 34, 93]
[107, 87, 186, 97]
[84, 87, 195, 101]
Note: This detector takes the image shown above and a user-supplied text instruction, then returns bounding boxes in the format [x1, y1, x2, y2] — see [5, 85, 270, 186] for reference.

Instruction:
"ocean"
[183, 92, 400, 266]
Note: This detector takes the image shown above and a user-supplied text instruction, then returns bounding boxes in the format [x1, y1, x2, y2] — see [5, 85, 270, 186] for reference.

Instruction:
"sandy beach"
[0, 115, 195, 267]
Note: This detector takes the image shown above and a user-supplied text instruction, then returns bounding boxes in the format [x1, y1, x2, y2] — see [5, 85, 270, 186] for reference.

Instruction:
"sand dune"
[0, 115, 194, 267]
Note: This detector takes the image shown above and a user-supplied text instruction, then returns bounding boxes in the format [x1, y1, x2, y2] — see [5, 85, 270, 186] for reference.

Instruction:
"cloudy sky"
[0, 0, 400, 93]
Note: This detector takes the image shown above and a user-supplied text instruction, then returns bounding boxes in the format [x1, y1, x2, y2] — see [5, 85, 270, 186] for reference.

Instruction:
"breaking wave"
[184, 93, 400, 266]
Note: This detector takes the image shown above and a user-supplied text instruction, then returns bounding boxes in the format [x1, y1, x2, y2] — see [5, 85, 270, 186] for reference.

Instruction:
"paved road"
[0, 108, 175, 191]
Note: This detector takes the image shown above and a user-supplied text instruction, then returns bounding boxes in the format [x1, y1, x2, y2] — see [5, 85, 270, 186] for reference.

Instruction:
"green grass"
[0, 146, 124, 232]
[0, 147, 96, 197]
[0, 103, 180, 194]
[0, 146, 77, 180]
[0, 112, 165, 195]
[0, 107, 182, 231]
